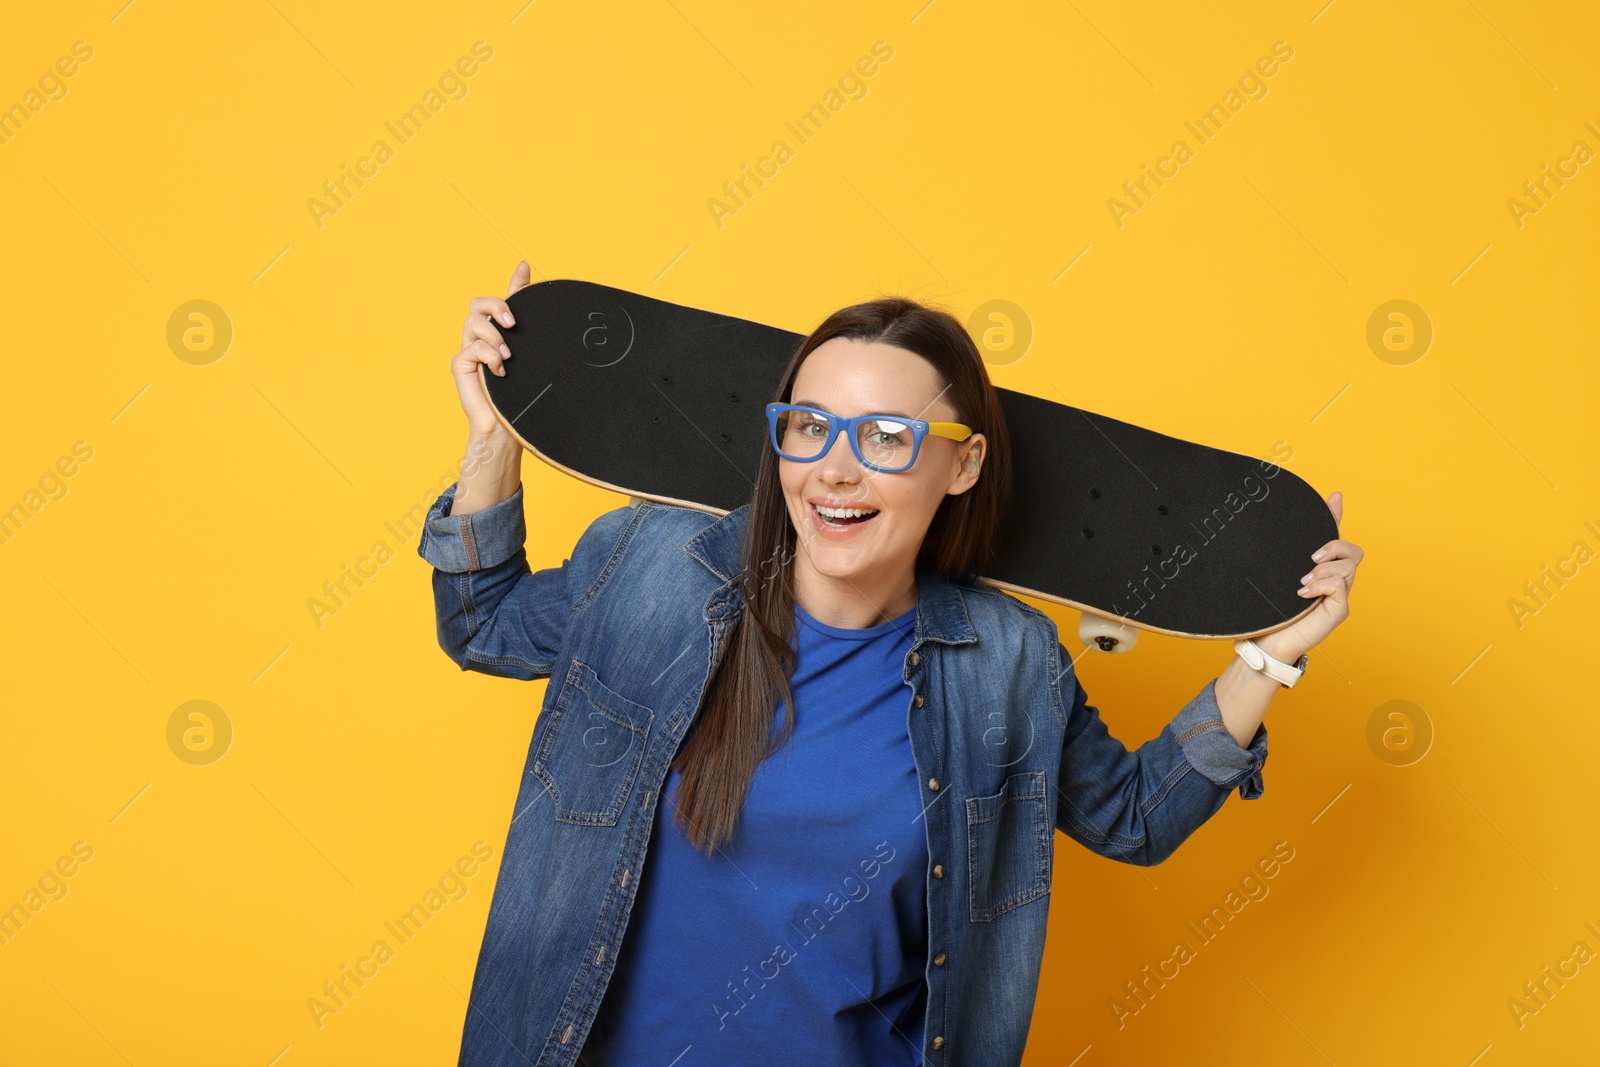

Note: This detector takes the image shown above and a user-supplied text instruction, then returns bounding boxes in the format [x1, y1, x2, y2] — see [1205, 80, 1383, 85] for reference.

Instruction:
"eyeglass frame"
[765, 402, 973, 473]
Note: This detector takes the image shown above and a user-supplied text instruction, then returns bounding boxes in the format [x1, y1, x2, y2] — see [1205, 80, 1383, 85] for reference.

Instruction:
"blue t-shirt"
[583, 600, 928, 1065]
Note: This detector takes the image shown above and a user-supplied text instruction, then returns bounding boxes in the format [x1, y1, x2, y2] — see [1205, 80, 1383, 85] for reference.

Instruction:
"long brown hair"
[668, 296, 1014, 855]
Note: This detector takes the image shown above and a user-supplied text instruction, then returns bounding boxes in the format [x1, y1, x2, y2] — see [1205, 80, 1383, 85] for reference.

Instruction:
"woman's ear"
[949, 433, 985, 493]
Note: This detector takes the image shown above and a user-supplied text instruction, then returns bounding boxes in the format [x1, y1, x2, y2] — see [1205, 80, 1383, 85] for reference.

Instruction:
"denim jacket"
[418, 481, 1267, 1067]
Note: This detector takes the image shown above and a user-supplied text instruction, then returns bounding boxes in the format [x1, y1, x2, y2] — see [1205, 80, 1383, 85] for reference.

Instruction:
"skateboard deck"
[481, 279, 1336, 647]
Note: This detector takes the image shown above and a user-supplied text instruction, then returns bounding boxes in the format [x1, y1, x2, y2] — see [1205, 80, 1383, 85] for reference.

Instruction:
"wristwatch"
[1233, 638, 1309, 688]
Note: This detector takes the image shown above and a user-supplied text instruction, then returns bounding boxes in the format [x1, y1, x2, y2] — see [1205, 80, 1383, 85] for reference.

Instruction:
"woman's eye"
[866, 423, 909, 447]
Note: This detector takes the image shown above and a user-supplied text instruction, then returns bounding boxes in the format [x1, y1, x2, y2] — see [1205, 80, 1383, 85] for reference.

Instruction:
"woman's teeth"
[814, 503, 879, 525]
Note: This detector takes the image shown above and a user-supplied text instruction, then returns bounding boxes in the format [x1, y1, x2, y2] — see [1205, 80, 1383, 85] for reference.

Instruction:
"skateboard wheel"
[1078, 612, 1138, 653]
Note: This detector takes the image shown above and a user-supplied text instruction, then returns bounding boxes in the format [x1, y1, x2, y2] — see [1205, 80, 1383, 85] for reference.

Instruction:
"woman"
[420, 261, 1363, 1067]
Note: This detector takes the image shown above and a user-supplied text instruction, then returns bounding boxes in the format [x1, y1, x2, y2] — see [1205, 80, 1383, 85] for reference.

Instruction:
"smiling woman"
[671, 299, 1011, 859]
[420, 261, 1362, 1066]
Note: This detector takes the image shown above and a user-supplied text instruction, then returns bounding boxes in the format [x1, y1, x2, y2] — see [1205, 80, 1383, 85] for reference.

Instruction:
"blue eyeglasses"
[766, 403, 973, 473]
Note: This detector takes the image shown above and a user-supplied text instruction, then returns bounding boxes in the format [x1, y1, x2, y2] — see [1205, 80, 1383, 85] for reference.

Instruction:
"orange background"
[2, 2, 1597, 1064]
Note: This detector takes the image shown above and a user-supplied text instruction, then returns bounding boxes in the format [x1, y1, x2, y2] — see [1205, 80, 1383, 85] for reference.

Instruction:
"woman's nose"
[817, 431, 862, 482]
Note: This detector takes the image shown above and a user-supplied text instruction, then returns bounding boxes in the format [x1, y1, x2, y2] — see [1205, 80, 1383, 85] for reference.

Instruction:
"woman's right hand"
[453, 259, 532, 437]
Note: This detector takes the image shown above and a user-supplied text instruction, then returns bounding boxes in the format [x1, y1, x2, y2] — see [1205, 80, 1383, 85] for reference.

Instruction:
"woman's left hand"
[1257, 490, 1362, 662]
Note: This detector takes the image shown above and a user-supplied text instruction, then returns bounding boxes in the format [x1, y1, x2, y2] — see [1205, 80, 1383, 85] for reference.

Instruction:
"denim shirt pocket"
[965, 769, 1052, 922]
[531, 658, 655, 827]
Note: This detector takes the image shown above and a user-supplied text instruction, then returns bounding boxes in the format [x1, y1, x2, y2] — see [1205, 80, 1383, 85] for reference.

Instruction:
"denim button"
[927, 776, 940, 791]
[913, 693, 924, 708]
[933, 952, 946, 966]
[932, 1036, 945, 1050]
[909, 650, 920, 666]
[932, 864, 943, 878]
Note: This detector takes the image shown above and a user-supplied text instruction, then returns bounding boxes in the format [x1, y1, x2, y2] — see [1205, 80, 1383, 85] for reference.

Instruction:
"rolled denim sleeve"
[418, 482, 529, 574]
[1168, 677, 1268, 801]
[416, 482, 637, 680]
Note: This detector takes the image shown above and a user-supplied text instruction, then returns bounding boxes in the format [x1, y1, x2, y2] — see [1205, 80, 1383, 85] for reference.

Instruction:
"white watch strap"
[1234, 638, 1303, 688]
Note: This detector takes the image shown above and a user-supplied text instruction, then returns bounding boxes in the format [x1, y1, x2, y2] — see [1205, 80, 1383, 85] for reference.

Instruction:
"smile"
[810, 502, 880, 537]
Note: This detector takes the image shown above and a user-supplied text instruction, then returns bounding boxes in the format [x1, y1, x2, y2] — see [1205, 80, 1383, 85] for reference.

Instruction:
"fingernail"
[1312, 550, 1325, 561]
[502, 311, 515, 326]
[1297, 586, 1309, 596]
[1300, 572, 1313, 584]
[500, 343, 511, 358]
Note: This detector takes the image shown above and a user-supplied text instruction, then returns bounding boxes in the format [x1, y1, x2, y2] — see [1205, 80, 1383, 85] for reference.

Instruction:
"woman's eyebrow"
[792, 397, 916, 419]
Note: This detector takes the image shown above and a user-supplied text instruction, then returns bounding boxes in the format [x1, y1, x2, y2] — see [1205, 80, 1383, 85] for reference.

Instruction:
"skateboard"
[479, 279, 1337, 651]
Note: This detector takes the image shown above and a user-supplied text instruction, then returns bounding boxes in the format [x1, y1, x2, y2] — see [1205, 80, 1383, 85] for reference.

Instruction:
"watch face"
[1294, 654, 1309, 671]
